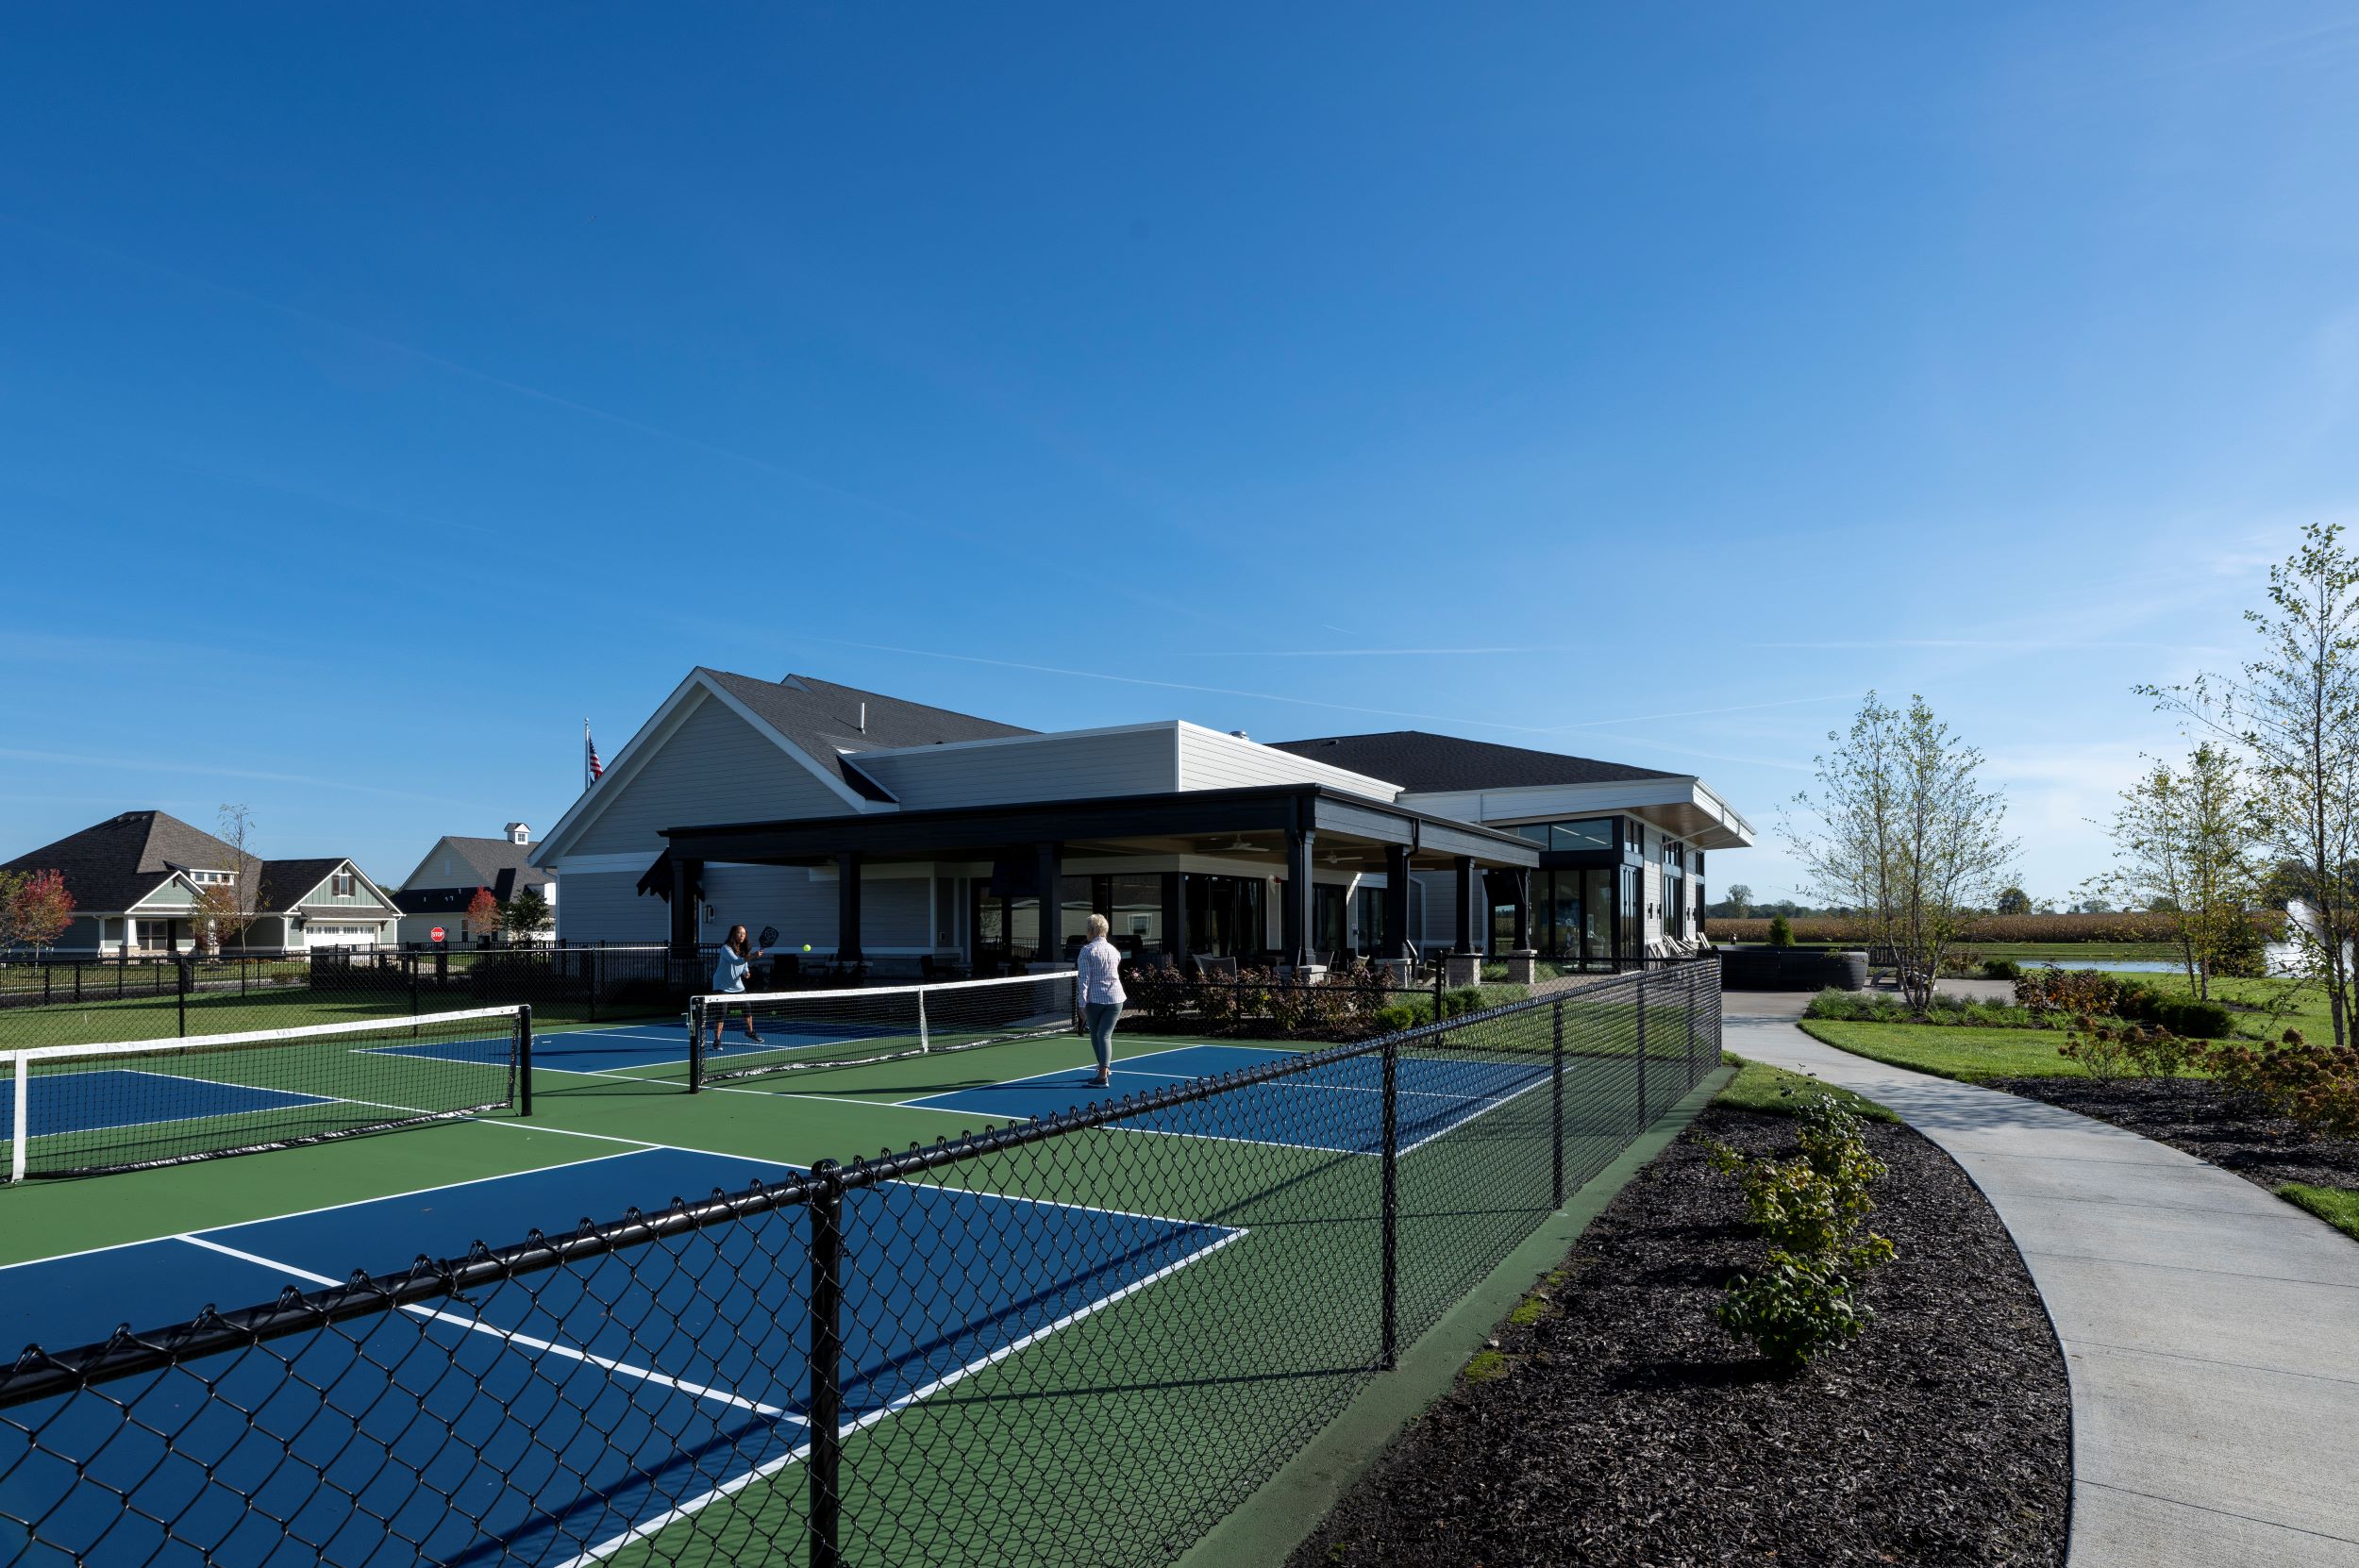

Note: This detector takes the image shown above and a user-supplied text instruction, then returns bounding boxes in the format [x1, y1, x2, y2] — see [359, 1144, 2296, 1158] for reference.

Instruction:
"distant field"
[1707, 911, 2283, 945]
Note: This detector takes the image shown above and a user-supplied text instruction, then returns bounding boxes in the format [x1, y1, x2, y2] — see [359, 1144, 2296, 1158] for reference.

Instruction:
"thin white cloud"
[0, 747, 494, 810]
[1196, 646, 1573, 658]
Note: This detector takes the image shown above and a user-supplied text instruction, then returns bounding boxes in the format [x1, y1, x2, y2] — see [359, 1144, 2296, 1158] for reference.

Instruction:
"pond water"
[2016, 950, 2306, 977]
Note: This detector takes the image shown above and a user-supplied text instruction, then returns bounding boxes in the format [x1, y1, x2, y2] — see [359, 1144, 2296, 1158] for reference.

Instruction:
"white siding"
[571, 693, 855, 858]
[557, 870, 668, 944]
[1178, 726, 1401, 800]
[855, 728, 1178, 809]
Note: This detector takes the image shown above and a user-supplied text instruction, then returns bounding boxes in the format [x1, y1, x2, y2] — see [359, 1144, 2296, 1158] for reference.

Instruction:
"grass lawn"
[2280, 1182, 2359, 1243]
[1973, 942, 2180, 964]
[1799, 1020, 2096, 1083]
[1715, 1052, 1898, 1121]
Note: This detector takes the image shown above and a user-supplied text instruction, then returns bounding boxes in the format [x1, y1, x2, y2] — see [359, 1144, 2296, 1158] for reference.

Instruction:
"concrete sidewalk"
[1724, 993, 2359, 1567]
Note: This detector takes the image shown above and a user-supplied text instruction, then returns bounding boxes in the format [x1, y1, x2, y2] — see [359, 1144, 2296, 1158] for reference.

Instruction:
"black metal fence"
[0, 961, 1720, 1567]
[0, 946, 690, 1051]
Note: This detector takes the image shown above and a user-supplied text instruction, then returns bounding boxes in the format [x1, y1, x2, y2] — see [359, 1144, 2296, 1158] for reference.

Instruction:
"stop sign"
[430, 926, 446, 942]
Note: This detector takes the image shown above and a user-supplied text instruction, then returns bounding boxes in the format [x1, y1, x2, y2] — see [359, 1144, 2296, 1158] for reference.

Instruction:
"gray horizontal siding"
[856, 729, 1176, 809]
[555, 870, 668, 944]
[573, 692, 855, 858]
[696, 866, 934, 952]
[1180, 728, 1398, 799]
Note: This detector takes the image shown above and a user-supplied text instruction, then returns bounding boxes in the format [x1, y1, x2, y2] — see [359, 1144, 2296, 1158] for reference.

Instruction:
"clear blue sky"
[5, 4, 2356, 901]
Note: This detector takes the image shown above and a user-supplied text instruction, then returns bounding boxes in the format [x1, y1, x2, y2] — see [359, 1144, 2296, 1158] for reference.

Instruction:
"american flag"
[585, 721, 603, 788]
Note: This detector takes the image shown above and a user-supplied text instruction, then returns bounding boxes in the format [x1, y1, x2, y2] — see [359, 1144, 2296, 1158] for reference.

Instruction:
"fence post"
[1380, 1030, 1398, 1371]
[809, 1161, 846, 1568]
[589, 947, 600, 1024]
[1685, 963, 1698, 1085]
[1634, 971, 1648, 1130]
[1550, 998, 1565, 1208]
[176, 957, 189, 1037]
[1432, 964, 1444, 1021]
[517, 1005, 534, 1119]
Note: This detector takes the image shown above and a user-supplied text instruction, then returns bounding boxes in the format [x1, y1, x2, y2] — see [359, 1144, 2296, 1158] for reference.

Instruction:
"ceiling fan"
[1203, 835, 1269, 855]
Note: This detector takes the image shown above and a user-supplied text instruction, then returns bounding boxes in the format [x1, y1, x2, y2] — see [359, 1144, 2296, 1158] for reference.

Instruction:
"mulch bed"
[1988, 1076, 2359, 1193]
[1288, 1108, 2069, 1568]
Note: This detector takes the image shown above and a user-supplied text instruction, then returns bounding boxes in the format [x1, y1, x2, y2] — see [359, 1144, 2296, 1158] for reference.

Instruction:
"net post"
[809, 1160, 846, 1568]
[916, 989, 930, 1055]
[687, 997, 704, 1093]
[517, 1006, 534, 1119]
[1380, 1030, 1398, 1371]
[9, 1053, 26, 1183]
[1550, 997, 1565, 1209]
[1634, 970, 1648, 1130]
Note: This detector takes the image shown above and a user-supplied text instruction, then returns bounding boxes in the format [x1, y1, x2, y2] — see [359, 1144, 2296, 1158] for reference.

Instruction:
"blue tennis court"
[0, 1070, 332, 1140]
[907, 1043, 1556, 1156]
[0, 1145, 1238, 1566]
[366, 1021, 694, 1076]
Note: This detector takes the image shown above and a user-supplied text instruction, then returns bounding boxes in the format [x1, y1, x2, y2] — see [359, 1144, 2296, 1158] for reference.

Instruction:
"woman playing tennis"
[709, 923, 767, 1050]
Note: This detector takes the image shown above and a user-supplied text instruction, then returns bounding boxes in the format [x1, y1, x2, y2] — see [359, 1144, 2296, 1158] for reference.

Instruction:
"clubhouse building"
[531, 671, 1752, 976]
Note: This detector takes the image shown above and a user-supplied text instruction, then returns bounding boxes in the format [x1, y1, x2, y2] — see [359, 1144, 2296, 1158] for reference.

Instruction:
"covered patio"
[644, 783, 1542, 976]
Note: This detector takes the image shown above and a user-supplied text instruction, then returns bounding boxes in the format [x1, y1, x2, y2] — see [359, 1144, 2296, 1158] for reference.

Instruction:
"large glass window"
[1509, 818, 1614, 852]
[1182, 875, 1267, 961]
[1313, 885, 1347, 958]
[1061, 876, 1095, 956]
[1354, 885, 1388, 954]
[1110, 875, 1163, 954]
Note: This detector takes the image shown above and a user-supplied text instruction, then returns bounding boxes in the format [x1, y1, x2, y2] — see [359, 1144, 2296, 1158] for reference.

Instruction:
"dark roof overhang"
[657, 784, 1541, 870]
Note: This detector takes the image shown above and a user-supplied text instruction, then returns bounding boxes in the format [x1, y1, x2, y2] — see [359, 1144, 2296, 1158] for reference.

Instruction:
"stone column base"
[1503, 949, 1539, 986]
[1443, 952, 1484, 989]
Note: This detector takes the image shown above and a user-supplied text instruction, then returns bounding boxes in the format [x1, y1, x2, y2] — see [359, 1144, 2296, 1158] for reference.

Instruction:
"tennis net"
[3, 1005, 530, 1180]
[691, 971, 1078, 1088]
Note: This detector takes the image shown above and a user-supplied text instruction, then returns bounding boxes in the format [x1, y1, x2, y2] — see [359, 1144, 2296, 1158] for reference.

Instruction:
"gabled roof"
[698, 670, 1033, 798]
[2, 812, 395, 916]
[1266, 732, 1682, 794]
[401, 834, 554, 892]
[1, 810, 244, 913]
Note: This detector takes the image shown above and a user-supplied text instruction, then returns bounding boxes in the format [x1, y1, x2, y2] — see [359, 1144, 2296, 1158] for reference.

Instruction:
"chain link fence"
[0, 960, 1721, 1566]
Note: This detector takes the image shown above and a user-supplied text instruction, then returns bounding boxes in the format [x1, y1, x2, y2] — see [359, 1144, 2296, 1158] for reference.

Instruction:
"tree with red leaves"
[6, 869, 76, 959]
[466, 886, 503, 943]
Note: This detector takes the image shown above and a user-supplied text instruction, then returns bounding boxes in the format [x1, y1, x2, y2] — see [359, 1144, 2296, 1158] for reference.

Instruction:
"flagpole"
[583, 719, 591, 792]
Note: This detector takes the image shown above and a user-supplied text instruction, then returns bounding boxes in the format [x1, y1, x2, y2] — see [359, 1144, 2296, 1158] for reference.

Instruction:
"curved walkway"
[1725, 993, 2359, 1568]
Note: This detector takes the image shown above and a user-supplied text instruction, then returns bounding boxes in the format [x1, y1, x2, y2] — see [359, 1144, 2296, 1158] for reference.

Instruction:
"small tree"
[1995, 886, 2033, 916]
[1765, 913, 1795, 948]
[465, 886, 503, 943]
[209, 804, 271, 954]
[2086, 745, 2258, 1001]
[1788, 692, 2016, 1010]
[2145, 524, 2359, 1047]
[503, 888, 551, 945]
[1724, 883, 1754, 919]
[8, 870, 76, 960]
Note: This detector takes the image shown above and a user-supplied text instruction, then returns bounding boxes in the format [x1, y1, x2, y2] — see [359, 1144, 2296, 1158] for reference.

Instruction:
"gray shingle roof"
[699, 669, 1034, 799]
[1267, 731, 1682, 793]
[408, 835, 553, 892]
[1, 811, 381, 916]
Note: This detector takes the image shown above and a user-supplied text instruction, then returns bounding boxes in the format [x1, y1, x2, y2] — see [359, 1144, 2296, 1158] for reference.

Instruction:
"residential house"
[391, 822, 559, 946]
[1, 811, 400, 955]
[528, 671, 1751, 975]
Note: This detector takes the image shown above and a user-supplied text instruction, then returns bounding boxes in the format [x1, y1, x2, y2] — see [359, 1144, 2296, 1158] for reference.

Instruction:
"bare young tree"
[1788, 692, 2016, 1010]
[204, 803, 271, 955]
[2085, 745, 2257, 1000]
[2144, 523, 2359, 1046]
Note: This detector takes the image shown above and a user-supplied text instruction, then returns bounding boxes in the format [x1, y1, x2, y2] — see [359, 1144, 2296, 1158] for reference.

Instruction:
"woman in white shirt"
[1075, 913, 1126, 1089]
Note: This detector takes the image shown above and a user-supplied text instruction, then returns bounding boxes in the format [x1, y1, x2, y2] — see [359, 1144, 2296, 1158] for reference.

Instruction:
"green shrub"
[1766, 915, 1795, 948]
[2151, 998, 2234, 1041]
[2205, 1039, 2359, 1137]
[1982, 959, 2024, 980]
[1715, 1249, 1874, 1370]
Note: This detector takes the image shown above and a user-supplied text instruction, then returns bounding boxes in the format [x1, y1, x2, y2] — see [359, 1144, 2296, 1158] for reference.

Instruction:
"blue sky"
[4, 4, 2356, 901]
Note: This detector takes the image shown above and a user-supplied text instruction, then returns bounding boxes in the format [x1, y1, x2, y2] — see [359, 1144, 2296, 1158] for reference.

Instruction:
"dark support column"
[1382, 845, 1411, 963]
[1452, 855, 1478, 953]
[669, 857, 701, 958]
[1163, 871, 1188, 968]
[836, 851, 863, 964]
[1033, 842, 1062, 962]
[1284, 815, 1315, 968]
[1511, 868, 1532, 951]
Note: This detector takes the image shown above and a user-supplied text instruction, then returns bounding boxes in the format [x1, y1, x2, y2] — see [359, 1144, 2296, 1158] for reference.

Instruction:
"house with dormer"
[0, 811, 400, 955]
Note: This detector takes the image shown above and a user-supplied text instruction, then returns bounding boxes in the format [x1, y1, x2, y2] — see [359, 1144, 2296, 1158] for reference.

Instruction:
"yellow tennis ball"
[802, 943, 811, 952]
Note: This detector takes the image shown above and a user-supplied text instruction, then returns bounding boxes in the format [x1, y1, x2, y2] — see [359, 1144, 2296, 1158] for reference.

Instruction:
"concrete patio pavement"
[1724, 993, 2359, 1567]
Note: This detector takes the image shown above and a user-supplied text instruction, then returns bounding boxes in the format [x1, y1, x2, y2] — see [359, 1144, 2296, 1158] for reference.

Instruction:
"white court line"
[557, 1224, 1249, 1567]
[176, 1235, 787, 1418]
[0, 1149, 664, 1276]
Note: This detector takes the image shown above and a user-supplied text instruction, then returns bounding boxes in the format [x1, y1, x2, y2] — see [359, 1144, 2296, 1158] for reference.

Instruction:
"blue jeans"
[1083, 1002, 1122, 1075]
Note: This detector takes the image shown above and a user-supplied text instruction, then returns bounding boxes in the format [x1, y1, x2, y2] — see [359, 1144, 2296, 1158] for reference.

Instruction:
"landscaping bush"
[2150, 997, 2234, 1041]
[1982, 959, 2024, 981]
[1703, 1095, 1895, 1371]
[1705, 909, 2286, 946]
[1802, 987, 2042, 1029]
[1765, 914, 1795, 948]
[2203, 1039, 2359, 1139]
